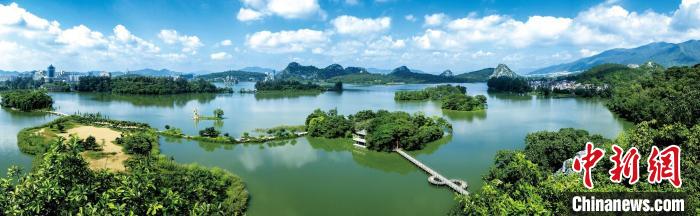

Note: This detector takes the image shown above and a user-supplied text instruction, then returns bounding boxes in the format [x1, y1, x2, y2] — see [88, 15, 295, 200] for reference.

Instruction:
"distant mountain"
[439, 70, 454, 77]
[367, 67, 426, 74]
[197, 70, 267, 81]
[489, 64, 520, 78]
[239, 66, 276, 73]
[387, 66, 454, 83]
[454, 68, 494, 82]
[125, 68, 182, 77]
[531, 40, 700, 75]
[277, 62, 366, 80]
[366, 68, 392, 74]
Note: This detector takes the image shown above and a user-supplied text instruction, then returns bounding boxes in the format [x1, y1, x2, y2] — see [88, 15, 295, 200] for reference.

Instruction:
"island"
[8, 113, 248, 215]
[0, 90, 53, 111]
[76, 76, 231, 94]
[305, 109, 452, 151]
[395, 84, 487, 111]
[249, 80, 343, 93]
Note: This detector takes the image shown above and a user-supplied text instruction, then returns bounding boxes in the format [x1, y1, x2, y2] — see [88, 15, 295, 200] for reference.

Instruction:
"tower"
[47, 65, 55, 78]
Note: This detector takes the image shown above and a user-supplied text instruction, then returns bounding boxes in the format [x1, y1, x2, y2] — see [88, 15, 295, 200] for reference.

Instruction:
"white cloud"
[331, 15, 391, 35]
[158, 29, 203, 54]
[470, 50, 494, 58]
[210, 52, 232, 60]
[579, 48, 600, 57]
[424, 13, 447, 26]
[220, 39, 233, 46]
[246, 29, 329, 53]
[404, 14, 416, 22]
[672, 0, 700, 29]
[237, 0, 323, 22]
[237, 8, 264, 21]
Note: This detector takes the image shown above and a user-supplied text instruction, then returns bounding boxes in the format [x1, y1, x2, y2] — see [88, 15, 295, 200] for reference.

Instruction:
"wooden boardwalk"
[395, 148, 469, 195]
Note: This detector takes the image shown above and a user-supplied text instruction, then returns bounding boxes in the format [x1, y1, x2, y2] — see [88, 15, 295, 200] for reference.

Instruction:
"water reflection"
[87, 93, 217, 108]
[487, 92, 533, 101]
[441, 110, 487, 122]
[254, 92, 323, 100]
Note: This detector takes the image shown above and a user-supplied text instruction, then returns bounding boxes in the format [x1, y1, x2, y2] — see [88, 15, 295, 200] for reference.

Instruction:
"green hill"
[454, 68, 494, 82]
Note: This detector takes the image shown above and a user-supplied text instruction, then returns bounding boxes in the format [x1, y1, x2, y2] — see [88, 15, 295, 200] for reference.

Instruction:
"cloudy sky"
[0, 0, 699, 73]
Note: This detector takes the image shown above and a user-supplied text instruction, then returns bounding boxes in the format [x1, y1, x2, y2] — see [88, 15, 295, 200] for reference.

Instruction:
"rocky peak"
[439, 70, 454, 77]
[489, 64, 519, 78]
[391, 66, 412, 74]
[325, 64, 344, 71]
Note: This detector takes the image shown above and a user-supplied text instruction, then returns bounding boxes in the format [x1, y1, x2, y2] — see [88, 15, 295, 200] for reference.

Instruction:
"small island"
[0, 90, 54, 112]
[305, 109, 452, 151]
[395, 84, 487, 111]
[76, 76, 231, 94]
[251, 80, 343, 93]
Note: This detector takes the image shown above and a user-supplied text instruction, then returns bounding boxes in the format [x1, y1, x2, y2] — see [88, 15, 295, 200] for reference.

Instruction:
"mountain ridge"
[531, 40, 700, 75]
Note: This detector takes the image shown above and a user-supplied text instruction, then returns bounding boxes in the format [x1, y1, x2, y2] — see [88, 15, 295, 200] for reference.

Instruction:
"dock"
[395, 148, 469, 195]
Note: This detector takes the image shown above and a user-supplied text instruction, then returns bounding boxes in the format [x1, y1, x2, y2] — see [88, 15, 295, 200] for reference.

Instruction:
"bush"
[81, 135, 101, 151]
[199, 127, 220, 138]
[117, 133, 154, 155]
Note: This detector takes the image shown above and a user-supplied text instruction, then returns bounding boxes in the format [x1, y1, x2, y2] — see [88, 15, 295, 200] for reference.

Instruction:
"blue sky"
[0, 0, 698, 73]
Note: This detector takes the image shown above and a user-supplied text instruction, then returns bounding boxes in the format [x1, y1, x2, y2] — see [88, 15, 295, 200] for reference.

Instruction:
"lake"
[0, 82, 631, 215]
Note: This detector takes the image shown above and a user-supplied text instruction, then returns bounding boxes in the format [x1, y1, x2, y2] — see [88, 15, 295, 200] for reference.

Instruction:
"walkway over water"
[395, 148, 469, 195]
[46, 111, 68, 116]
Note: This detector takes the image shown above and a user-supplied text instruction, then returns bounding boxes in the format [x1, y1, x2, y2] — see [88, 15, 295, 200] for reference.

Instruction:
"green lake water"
[0, 82, 632, 215]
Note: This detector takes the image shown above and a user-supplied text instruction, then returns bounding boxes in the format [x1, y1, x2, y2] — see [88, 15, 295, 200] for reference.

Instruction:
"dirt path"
[59, 126, 128, 172]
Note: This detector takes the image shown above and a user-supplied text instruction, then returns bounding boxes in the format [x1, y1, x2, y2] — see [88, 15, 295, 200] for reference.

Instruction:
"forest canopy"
[0, 90, 53, 111]
[305, 109, 452, 151]
[76, 76, 230, 94]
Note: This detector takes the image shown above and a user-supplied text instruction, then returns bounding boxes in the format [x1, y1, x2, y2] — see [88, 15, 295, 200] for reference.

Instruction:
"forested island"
[253, 80, 342, 92]
[395, 85, 487, 111]
[454, 64, 700, 215]
[76, 76, 231, 94]
[0, 90, 53, 111]
[6, 113, 249, 215]
[305, 109, 452, 151]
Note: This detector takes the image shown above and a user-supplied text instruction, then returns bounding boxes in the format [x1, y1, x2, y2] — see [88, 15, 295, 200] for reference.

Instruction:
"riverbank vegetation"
[0, 138, 248, 215]
[159, 124, 307, 145]
[0, 90, 53, 111]
[6, 115, 249, 215]
[607, 64, 700, 126]
[305, 109, 452, 151]
[395, 85, 487, 111]
[76, 76, 231, 94]
[455, 64, 700, 215]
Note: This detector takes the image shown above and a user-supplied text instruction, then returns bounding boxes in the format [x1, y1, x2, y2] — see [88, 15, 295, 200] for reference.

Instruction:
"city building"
[47, 64, 55, 80]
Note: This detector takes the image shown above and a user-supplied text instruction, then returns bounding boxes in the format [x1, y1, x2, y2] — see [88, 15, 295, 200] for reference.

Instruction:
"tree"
[607, 65, 700, 127]
[117, 133, 153, 155]
[213, 108, 224, 119]
[524, 128, 608, 172]
[82, 135, 100, 151]
[199, 127, 220, 138]
[0, 90, 54, 111]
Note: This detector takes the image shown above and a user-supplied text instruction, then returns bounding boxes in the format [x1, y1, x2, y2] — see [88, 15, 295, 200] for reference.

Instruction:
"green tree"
[199, 127, 220, 138]
[0, 90, 54, 111]
[213, 108, 224, 119]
